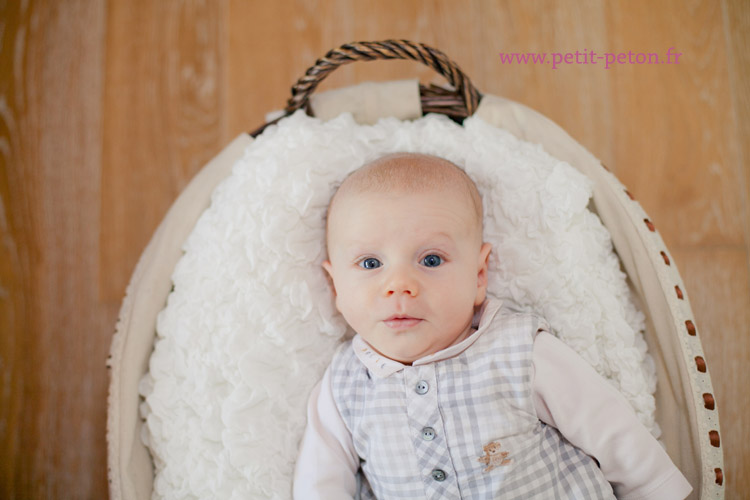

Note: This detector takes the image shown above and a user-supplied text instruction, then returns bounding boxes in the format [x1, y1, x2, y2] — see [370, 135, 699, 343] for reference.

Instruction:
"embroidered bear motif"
[477, 440, 512, 472]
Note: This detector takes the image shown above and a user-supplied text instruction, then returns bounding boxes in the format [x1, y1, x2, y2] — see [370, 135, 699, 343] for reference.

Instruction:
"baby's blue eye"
[421, 255, 443, 267]
[359, 258, 382, 269]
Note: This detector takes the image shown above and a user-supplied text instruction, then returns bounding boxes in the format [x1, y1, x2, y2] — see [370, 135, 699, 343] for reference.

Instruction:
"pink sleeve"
[532, 331, 693, 500]
[293, 367, 359, 500]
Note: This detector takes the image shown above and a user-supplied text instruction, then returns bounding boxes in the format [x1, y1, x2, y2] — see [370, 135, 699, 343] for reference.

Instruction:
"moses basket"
[107, 40, 724, 499]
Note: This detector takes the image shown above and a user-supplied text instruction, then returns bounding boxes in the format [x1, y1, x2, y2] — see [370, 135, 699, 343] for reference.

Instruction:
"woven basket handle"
[251, 40, 482, 136]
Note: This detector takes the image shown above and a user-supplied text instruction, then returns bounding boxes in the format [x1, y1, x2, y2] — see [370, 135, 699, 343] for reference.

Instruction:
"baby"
[294, 153, 692, 499]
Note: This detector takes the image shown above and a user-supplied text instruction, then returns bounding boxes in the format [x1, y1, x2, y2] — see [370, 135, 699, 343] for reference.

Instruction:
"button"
[415, 380, 429, 395]
[421, 427, 436, 441]
[431, 469, 446, 482]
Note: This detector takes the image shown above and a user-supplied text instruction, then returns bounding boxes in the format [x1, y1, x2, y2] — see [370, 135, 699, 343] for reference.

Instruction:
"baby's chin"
[363, 340, 426, 365]
[365, 346, 412, 364]
[371, 339, 451, 365]
[383, 353, 421, 366]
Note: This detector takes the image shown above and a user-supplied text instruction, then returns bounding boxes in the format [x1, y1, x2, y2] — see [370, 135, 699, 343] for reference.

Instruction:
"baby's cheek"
[335, 293, 351, 316]
[335, 292, 360, 326]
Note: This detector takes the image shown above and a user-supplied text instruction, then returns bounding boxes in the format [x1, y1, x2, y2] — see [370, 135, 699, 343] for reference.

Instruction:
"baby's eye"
[359, 258, 382, 269]
[421, 255, 443, 267]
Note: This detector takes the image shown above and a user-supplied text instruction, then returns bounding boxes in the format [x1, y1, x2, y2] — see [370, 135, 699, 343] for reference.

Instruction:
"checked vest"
[329, 309, 615, 499]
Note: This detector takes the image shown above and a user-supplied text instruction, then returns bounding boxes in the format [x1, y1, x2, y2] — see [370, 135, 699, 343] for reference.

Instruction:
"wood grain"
[610, 0, 744, 250]
[1, 1, 111, 498]
[725, 0, 750, 261]
[100, 0, 228, 301]
[1, 0, 747, 498]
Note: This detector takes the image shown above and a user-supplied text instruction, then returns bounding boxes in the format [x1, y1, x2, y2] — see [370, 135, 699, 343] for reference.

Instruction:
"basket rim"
[107, 86, 724, 500]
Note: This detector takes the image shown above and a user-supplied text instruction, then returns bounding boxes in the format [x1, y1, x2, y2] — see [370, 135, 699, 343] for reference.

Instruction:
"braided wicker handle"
[251, 40, 482, 136]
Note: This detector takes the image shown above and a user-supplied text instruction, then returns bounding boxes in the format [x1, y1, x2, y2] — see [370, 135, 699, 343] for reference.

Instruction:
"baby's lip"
[383, 315, 423, 329]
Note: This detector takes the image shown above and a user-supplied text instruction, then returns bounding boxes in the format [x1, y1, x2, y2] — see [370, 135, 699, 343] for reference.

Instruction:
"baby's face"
[323, 188, 491, 364]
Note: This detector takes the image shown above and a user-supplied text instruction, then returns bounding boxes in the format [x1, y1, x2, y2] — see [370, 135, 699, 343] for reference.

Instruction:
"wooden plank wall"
[2, 0, 748, 498]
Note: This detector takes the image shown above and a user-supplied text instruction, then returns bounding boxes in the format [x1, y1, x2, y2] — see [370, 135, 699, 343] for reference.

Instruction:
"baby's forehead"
[326, 153, 484, 244]
[328, 189, 478, 250]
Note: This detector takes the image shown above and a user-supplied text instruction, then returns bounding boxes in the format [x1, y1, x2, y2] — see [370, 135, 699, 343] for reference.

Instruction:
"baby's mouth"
[383, 315, 423, 329]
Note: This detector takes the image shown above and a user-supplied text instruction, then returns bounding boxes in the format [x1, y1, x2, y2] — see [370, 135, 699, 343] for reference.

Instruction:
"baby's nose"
[384, 267, 419, 297]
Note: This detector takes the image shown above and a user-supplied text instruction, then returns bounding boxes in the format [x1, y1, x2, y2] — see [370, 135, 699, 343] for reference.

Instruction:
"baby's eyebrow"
[427, 232, 459, 246]
[433, 232, 456, 241]
[337, 231, 459, 253]
[341, 239, 374, 250]
[337, 242, 376, 257]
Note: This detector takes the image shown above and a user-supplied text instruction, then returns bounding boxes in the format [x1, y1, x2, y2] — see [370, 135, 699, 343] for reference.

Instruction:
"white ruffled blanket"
[139, 111, 657, 499]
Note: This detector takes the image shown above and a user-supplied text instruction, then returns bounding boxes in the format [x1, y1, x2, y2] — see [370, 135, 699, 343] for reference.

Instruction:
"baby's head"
[323, 153, 492, 364]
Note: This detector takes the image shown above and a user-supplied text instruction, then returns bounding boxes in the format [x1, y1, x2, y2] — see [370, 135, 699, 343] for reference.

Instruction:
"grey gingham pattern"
[330, 310, 616, 499]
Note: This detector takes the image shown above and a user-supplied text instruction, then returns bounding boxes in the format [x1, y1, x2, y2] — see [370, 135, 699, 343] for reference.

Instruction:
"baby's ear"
[475, 243, 492, 306]
[322, 260, 336, 296]
[478, 242, 492, 285]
